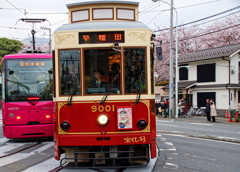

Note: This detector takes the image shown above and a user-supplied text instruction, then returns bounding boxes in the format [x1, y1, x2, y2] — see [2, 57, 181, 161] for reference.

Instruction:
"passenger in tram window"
[91, 69, 107, 88]
[109, 63, 120, 83]
[109, 63, 120, 77]
[109, 63, 121, 93]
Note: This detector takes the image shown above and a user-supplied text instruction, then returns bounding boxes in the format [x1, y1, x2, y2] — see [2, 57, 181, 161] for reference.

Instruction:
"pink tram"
[53, 1, 157, 168]
[1, 53, 53, 139]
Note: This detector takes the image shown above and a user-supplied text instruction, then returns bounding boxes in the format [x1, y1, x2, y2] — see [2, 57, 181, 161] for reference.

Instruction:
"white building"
[177, 43, 240, 116]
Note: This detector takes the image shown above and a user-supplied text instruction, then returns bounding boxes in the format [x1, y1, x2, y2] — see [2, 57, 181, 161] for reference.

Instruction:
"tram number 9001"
[91, 105, 115, 113]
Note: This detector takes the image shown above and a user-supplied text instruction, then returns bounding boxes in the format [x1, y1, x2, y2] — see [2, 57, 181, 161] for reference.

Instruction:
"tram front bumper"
[57, 133, 151, 146]
[3, 124, 53, 139]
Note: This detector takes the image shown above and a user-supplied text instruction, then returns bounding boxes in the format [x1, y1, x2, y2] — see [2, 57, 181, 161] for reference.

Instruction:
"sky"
[0, 0, 240, 41]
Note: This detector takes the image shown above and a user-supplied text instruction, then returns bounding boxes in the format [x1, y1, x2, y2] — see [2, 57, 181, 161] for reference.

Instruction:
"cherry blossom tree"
[154, 13, 240, 81]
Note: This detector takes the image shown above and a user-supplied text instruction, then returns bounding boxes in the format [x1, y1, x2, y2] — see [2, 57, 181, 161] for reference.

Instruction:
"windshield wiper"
[7, 79, 30, 92]
[67, 73, 80, 106]
[135, 73, 143, 104]
[100, 74, 119, 105]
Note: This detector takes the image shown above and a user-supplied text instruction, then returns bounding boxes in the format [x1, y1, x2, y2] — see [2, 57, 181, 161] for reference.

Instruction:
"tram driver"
[86, 69, 107, 94]
[91, 69, 106, 88]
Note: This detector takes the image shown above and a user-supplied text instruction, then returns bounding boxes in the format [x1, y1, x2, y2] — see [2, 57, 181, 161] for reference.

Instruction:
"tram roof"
[56, 21, 149, 32]
[2, 53, 51, 61]
[66, 0, 139, 7]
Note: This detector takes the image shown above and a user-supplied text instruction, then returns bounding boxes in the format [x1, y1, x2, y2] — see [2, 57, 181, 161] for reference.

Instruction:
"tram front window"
[59, 50, 81, 95]
[124, 48, 146, 94]
[6, 58, 53, 102]
[84, 49, 121, 95]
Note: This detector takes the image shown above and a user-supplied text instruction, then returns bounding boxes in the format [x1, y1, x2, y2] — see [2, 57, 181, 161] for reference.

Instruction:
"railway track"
[0, 141, 42, 159]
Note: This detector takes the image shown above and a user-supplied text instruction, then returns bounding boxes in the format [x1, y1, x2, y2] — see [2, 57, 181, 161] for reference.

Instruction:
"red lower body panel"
[58, 133, 150, 146]
[3, 124, 53, 139]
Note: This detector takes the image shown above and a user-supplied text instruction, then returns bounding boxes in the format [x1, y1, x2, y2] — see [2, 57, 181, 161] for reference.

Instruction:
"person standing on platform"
[205, 99, 211, 122]
[210, 99, 217, 122]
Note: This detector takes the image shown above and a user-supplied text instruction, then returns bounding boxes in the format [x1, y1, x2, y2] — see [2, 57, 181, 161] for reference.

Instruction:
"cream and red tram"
[53, 0, 156, 168]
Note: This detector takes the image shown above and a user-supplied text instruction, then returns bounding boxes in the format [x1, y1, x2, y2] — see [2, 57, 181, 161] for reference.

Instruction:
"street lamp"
[152, 0, 178, 118]
[176, 65, 191, 118]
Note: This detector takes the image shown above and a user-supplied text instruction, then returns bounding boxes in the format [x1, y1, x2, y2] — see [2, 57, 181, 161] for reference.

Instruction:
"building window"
[93, 8, 113, 20]
[238, 62, 240, 84]
[197, 63, 215, 82]
[238, 91, 240, 103]
[197, 92, 216, 107]
[179, 65, 188, 80]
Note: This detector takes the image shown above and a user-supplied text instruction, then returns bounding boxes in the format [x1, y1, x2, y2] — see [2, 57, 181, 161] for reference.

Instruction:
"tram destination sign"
[79, 31, 125, 44]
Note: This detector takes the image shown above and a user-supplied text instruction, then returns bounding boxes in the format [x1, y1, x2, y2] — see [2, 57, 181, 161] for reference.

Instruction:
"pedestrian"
[210, 99, 217, 122]
[164, 99, 169, 117]
[155, 101, 161, 117]
[205, 99, 211, 122]
[178, 98, 187, 115]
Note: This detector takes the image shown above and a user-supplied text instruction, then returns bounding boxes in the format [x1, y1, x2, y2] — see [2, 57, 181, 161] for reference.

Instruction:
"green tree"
[0, 38, 23, 71]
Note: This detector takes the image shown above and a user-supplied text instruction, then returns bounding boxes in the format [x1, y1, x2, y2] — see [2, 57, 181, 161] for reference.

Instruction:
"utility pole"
[169, 0, 174, 117]
[152, 0, 178, 118]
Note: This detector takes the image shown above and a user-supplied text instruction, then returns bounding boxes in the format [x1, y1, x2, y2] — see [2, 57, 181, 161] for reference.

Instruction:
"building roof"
[179, 81, 197, 89]
[55, 21, 149, 32]
[67, 0, 139, 7]
[179, 43, 240, 64]
[194, 84, 240, 89]
[162, 80, 197, 90]
[162, 82, 240, 90]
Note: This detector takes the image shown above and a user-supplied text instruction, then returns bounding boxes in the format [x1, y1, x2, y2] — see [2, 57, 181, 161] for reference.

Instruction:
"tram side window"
[124, 48, 146, 94]
[2, 61, 5, 101]
[59, 50, 81, 95]
[84, 49, 121, 95]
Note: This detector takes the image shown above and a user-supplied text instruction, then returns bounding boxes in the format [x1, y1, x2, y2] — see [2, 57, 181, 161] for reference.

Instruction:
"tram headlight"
[97, 114, 109, 125]
[60, 121, 71, 131]
[9, 113, 14, 118]
[137, 119, 147, 129]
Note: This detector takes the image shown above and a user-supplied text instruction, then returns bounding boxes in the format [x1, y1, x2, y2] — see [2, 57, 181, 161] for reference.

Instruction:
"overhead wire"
[139, 0, 223, 13]
[156, 9, 240, 32]
[139, 1, 164, 16]
[162, 0, 223, 12]
[0, 25, 30, 30]
[181, 10, 240, 30]
[159, 23, 240, 45]
[154, 5, 240, 32]
[139, 2, 156, 12]
[25, 12, 67, 15]
[147, 10, 163, 25]
[5, 0, 27, 17]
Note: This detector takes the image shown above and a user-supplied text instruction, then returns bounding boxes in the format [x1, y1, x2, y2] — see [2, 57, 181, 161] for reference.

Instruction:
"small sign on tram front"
[117, 106, 133, 130]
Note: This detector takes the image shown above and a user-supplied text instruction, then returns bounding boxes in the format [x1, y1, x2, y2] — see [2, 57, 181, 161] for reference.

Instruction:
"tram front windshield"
[59, 48, 146, 95]
[5, 58, 53, 102]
